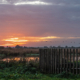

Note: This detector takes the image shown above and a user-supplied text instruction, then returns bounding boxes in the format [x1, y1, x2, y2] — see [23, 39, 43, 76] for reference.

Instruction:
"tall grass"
[0, 58, 80, 80]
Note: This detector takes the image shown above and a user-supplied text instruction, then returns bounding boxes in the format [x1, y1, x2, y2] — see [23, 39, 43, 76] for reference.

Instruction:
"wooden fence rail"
[39, 48, 80, 74]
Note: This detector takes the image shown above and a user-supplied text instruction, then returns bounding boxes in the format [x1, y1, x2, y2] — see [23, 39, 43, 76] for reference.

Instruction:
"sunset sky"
[0, 0, 80, 47]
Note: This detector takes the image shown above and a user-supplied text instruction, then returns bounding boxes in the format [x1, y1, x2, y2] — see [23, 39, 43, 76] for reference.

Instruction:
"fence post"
[49, 49, 52, 73]
[79, 48, 80, 75]
[44, 49, 47, 73]
[39, 49, 45, 72]
[66, 48, 69, 73]
[70, 48, 72, 73]
[57, 48, 60, 74]
[60, 48, 63, 73]
[51, 49, 53, 73]
[46, 49, 49, 73]
[73, 48, 75, 74]
[76, 48, 78, 74]
[39, 49, 41, 71]
[64, 48, 66, 72]
[52, 48, 55, 73]
[59, 49, 61, 73]
[55, 49, 57, 74]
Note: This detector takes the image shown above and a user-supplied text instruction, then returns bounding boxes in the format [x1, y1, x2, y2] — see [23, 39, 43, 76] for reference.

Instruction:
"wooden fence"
[39, 48, 80, 74]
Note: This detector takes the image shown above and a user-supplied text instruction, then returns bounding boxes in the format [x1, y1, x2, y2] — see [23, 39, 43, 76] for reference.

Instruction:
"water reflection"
[0, 57, 39, 62]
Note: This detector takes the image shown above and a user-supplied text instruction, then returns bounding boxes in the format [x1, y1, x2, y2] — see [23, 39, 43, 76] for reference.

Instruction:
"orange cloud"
[2, 36, 61, 46]
[3, 37, 28, 42]
[1, 36, 80, 46]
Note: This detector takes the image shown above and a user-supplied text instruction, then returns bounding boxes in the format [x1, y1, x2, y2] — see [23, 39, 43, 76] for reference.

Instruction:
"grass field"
[0, 48, 39, 59]
[0, 59, 80, 80]
[0, 48, 39, 53]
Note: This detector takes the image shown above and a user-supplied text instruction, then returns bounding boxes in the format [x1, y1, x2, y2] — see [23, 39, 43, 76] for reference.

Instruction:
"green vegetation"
[0, 59, 80, 80]
[0, 59, 39, 80]
[26, 54, 39, 57]
[0, 54, 6, 59]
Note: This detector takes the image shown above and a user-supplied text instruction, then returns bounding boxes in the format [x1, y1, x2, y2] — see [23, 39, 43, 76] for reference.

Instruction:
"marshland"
[0, 47, 80, 80]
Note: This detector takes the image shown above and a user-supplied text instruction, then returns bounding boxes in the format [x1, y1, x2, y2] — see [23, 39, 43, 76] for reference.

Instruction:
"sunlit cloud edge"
[14, 1, 53, 6]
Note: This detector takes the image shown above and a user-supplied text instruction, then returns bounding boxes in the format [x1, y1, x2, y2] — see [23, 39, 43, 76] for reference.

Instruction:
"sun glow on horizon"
[2, 37, 28, 46]
[3, 37, 28, 42]
[1, 36, 80, 46]
[1, 36, 61, 46]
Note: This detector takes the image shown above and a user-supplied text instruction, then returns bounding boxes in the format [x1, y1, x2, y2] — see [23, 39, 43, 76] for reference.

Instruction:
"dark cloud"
[0, 0, 80, 37]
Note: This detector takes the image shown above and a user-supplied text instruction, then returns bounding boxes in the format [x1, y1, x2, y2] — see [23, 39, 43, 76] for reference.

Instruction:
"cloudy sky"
[0, 0, 80, 47]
